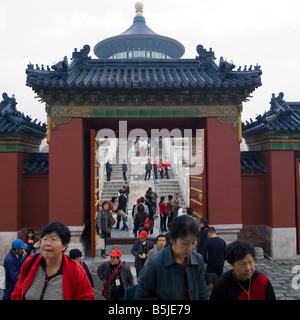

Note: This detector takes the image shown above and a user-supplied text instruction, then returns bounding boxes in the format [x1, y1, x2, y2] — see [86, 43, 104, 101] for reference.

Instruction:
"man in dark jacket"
[3, 239, 27, 300]
[145, 194, 155, 235]
[106, 159, 112, 181]
[97, 249, 134, 300]
[202, 227, 226, 277]
[122, 159, 127, 181]
[144, 159, 152, 180]
[131, 230, 154, 277]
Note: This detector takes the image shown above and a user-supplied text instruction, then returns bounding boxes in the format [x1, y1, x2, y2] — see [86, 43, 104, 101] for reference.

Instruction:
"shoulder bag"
[102, 261, 124, 299]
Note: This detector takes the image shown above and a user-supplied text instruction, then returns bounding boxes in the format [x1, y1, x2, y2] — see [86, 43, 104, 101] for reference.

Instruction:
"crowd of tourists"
[2, 211, 276, 300]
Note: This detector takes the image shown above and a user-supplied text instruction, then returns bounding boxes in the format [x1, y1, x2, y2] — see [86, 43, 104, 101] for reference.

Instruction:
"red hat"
[109, 249, 122, 257]
[137, 230, 148, 238]
[137, 198, 140, 203]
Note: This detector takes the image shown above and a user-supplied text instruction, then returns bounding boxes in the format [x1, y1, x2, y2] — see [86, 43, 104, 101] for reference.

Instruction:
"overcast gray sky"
[0, 0, 299, 124]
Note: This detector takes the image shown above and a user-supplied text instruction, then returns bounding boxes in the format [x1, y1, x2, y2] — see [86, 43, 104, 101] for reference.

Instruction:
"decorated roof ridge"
[93, 2, 185, 59]
[0, 92, 47, 138]
[240, 151, 266, 172]
[242, 92, 300, 138]
[26, 44, 262, 92]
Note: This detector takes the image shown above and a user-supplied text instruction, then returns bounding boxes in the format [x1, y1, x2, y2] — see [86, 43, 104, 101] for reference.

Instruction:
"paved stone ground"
[224, 257, 300, 300]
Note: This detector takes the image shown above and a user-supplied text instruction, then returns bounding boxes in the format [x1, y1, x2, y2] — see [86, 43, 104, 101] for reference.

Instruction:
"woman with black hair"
[135, 215, 208, 300]
[69, 248, 94, 289]
[22, 229, 38, 256]
[134, 203, 147, 235]
[11, 222, 94, 300]
[109, 196, 117, 212]
[210, 240, 276, 300]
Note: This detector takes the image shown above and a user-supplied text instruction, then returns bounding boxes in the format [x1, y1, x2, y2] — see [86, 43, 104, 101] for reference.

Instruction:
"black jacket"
[118, 194, 127, 211]
[197, 225, 209, 254]
[210, 270, 276, 300]
[97, 261, 134, 299]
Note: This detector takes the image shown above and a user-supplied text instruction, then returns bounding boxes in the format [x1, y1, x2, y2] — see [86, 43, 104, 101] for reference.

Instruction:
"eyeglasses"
[41, 237, 60, 244]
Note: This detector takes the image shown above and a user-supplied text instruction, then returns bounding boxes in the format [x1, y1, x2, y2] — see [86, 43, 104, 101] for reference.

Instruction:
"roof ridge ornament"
[270, 92, 285, 114]
[70, 45, 91, 69]
[196, 45, 215, 68]
[0, 92, 17, 116]
[270, 92, 284, 106]
[51, 56, 69, 79]
[72, 44, 91, 61]
[219, 56, 235, 78]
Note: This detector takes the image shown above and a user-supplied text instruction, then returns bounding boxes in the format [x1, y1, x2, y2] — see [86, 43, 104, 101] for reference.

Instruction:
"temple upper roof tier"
[26, 44, 262, 95]
[93, 2, 185, 59]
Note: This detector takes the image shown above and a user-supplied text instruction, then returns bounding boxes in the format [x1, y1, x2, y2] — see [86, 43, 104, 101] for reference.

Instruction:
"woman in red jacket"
[159, 196, 168, 232]
[11, 222, 95, 300]
[22, 229, 38, 256]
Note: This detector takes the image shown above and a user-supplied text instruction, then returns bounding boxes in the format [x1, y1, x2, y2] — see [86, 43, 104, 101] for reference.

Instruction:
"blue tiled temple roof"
[242, 92, 300, 138]
[241, 151, 265, 172]
[0, 93, 46, 138]
[94, 15, 185, 59]
[26, 44, 262, 92]
[93, 3, 185, 59]
[23, 152, 49, 172]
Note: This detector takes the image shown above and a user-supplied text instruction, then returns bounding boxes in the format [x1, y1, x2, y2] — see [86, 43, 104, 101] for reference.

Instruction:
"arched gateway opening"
[88, 117, 206, 256]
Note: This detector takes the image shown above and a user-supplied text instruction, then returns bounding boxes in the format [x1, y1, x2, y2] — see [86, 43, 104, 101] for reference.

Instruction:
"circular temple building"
[93, 2, 185, 59]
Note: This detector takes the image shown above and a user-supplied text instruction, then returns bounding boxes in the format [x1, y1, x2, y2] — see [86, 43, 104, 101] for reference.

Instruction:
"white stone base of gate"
[212, 225, 297, 259]
[265, 226, 297, 259]
[65, 225, 85, 257]
[211, 224, 243, 243]
[0, 232, 18, 264]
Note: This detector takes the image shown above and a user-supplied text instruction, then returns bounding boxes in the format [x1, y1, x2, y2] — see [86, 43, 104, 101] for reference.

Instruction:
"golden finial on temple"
[135, 2, 144, 16]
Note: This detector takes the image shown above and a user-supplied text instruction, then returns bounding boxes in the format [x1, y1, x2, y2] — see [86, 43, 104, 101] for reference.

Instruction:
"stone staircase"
[99, 140, 187, 240]
[110, 163, 124, 181]
[155, 178, 186, 207]
[99, 140, 131, 208]
[111, 139, 130, 181]
[99, 181, 124, 207]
